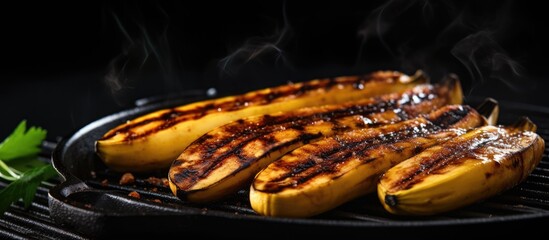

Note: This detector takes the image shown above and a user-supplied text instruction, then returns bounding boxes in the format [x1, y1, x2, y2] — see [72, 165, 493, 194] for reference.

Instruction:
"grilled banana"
[377, 117, 545, 215]
[250, 103, 497, 218]
[169, 78, 462, 202]
[96, 71, 426, 172]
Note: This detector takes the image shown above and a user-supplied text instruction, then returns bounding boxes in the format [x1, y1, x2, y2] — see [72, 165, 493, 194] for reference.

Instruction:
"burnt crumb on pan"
[143, 177, 170, 187]
[146, 177, 160, 185]
[119, 172, 135, 185]
[100, 179, 109, 187]
[128, 191, 141, 199]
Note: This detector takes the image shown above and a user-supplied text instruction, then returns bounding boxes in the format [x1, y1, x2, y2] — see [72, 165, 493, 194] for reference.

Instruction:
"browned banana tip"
[384, 195, 398, 207]
[409, 70, 429, 84]
[510, 116, 537, 132]
[476, 98, 499, 125]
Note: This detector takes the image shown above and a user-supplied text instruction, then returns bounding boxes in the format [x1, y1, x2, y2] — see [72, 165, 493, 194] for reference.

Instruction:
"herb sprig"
[0, 120, 58, 214]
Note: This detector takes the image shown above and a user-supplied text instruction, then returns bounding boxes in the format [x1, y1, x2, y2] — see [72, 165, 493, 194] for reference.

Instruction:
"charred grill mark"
[172, 85, 444, 190]
[202, 123, 272, 158]
[193, 112, 333, 161]
[234, 131, 323, 168]
[197, 127, 279, 172]
[101, 74, 383, 141]
[173, 127, 279, 189]
[292, 159, 317, 175]
[393, 129, 505, 191]
[234, 148, 252, 164]
[171, 168, 200, 189]
[419, 131, 535, 188]
[174, 128, 325, 190]
[261, 106, 477, 193]
[354, 121, 367, 128]
[182, 104, 444, 189]
[395, 151, 466, 190]
[179, 101, 401, 190]
[262, 134, 279, 146]
[469, 132, 535, 183]
[331, 125, 352, 132]
[262, 122, 437, 192]
[171, 159, 183, 167]
[198, 125, 273, 160]
[413, 146, 423, 155]
[300, 132, 322, 145]
[190, 88, 439, 159]
[430, 106, 470, 127]
[237, 132, 324, 170]
[361, 122, 384, 129]
[101, 106, 213, 140]
[101, 73, 414, 142]
[174, 118, 329, 190]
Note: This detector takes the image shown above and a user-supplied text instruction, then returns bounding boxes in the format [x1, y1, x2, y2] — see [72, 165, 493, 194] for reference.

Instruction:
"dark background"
[1, 0, 548, 139]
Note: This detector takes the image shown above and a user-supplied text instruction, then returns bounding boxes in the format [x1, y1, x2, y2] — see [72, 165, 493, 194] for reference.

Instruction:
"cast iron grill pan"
[48, 94, 549, 238]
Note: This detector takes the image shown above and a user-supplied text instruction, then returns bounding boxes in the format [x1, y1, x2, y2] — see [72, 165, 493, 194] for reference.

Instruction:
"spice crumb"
[128, 191, 141, 199]
[101, 179, 109, 187]
[152, 199, 162, 203]
[162, 178, 169, 187]
[119, 173, 135, 185]
[145, 177, 162, 185]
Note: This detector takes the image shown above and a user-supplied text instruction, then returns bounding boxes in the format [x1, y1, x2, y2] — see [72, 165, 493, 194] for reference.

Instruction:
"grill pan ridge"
[48, 94, 549, 238]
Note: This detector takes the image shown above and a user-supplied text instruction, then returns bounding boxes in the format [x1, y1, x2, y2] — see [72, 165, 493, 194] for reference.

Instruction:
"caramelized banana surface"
[250, 104, 490, 217]
[97, 71, 427, 172]
[378, 118, 544, 215]
[168, 79, 462, 202]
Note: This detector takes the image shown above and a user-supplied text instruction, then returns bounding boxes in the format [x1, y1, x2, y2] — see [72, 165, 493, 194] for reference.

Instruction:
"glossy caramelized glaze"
[101, 72, 407, 142]
[252, 105, 485, 193]
[386, 126, 542, 192]
[169, 82, 456, 194]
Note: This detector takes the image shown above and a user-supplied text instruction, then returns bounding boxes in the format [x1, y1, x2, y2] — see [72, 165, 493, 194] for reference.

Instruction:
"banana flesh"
[169, 79, 462, 202]
[96, 71, 426, 172]
[250, 104, 494, 217]
[377, 117, 545, 215]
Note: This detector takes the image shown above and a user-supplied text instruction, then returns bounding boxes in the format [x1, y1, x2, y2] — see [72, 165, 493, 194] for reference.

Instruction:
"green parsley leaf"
[0, 164, 57, 213]
[0, 120, 47, 161]
[7, 155, 50, 174]
[0, 120, 58, 215]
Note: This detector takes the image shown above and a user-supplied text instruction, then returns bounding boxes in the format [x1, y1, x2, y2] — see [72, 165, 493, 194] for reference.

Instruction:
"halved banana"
[97, 71, 426, 172]
[377, 117, 544, 215]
